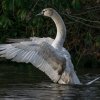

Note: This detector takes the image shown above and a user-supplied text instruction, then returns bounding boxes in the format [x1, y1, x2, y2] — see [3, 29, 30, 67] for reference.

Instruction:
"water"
[0, 61, 100, 100]
[0, 79, 100, 100]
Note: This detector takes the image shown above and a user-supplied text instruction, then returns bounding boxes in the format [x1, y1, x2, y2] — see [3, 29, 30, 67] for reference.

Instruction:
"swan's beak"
[36, 12, 44, 16]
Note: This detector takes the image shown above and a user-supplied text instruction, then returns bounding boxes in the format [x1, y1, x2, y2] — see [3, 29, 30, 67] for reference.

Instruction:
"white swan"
[0, 8, 81, 84]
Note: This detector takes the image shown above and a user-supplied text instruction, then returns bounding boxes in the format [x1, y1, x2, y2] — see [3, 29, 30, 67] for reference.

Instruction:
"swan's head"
[37, 8, 54, 17]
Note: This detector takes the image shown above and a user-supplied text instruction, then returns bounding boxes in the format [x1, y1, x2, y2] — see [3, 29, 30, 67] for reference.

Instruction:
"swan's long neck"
[51, 11, 66, 48]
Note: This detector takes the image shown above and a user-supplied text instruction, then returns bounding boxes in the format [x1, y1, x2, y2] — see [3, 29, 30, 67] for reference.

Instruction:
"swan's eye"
[42, 10, 45, 15]
[42, 10, 48, 15]
[43, 10, 45, 13]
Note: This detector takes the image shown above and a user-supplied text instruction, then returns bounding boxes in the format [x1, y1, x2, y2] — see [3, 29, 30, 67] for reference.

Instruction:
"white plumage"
[0, 8, 81, 84]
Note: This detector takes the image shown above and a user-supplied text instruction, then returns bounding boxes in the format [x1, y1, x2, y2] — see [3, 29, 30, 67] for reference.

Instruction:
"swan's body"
[0, 8, 81, 84]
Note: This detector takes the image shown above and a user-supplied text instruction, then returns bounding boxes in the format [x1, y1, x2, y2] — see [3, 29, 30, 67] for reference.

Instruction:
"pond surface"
[0, 61, 100, 100]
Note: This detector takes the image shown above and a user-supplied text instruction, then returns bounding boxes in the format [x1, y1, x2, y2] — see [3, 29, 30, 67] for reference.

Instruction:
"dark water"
[0, 62, 100, 100]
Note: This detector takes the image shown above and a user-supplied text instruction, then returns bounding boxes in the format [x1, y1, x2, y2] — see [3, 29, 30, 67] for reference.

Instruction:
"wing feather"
[0, 42, 66, 83]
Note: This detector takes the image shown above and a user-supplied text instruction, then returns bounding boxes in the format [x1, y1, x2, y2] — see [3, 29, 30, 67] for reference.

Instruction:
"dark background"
[0, 0, 100, 68]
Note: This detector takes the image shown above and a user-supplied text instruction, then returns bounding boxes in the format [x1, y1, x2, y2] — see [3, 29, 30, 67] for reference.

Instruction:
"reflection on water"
[0, 61, 100, 100]
[0, 80, 100, 100]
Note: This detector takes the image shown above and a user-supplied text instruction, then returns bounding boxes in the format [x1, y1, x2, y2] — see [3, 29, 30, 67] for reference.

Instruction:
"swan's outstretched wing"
[0, 42, 66, 83]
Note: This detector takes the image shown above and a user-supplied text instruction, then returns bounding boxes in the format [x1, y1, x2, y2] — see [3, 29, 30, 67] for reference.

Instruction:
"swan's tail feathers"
[86, 76, 100, 85]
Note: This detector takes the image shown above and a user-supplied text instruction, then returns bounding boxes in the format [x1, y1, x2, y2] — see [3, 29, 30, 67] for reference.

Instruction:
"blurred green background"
[0, 0, 100, 68]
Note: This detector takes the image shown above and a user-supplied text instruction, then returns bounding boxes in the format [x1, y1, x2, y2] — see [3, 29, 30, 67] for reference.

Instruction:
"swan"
[0, 8, 99, 85]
